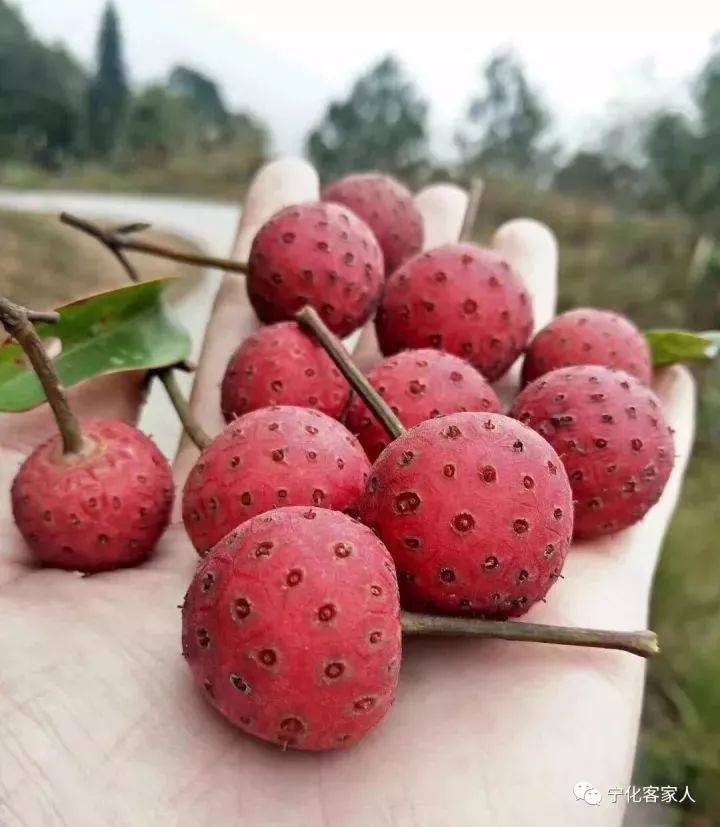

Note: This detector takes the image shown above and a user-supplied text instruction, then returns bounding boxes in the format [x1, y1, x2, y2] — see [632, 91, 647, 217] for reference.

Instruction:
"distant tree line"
[3, 0, 720, 231]
[307, 46, 720, 231]
[0, 1, 267, 170]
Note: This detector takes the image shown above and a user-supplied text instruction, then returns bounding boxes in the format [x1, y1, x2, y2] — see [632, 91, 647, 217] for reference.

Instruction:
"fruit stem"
[61, 212, 211, 451]
[400, 611, 658, 658]
[157, 370, 211, 450]
[295, 305, 405, 439]
[460, 178, 484, 241]
[59, 212, 249, 275]
[0, 298, 85, 455]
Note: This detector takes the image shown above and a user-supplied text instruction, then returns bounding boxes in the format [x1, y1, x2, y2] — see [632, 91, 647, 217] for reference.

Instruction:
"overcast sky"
[16, 0, 720, 158]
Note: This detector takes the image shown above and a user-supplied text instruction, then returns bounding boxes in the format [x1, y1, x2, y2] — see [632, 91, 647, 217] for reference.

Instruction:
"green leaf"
[0, 279, 190, 412]
[645, 329, 720, 368]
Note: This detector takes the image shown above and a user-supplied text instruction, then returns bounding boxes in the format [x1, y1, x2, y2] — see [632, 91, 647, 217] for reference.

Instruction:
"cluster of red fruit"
[8, 172, 674, 753]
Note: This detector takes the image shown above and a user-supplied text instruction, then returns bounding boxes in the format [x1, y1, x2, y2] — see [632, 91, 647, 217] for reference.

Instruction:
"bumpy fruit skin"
[358, 412, 573, 618]
[522, 308, 652, 386]
[183, 406, 371, 555]
[375, 243, 534, 381]
[11, 420, 174, 572]
[345, 348, 502, 461]
[246, 201, 384, 337]
[182, 506, 401, 751]
[322, 173, 423, 274]
[220, 321, 350, 422]
[509, 365, 674, 539]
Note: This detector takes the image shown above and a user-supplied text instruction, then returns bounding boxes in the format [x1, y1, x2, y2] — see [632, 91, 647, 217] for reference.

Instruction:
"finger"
[352, 183, 470, 371]
[172, 157, 320, 488]
[491, 219, 559, 408]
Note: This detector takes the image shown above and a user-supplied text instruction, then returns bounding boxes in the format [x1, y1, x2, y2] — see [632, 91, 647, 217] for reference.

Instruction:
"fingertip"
[492, 218, 558, 332]
[414, 183, 469, 249]
[233, 156, 320, 262]
[652, 364, 696, 466]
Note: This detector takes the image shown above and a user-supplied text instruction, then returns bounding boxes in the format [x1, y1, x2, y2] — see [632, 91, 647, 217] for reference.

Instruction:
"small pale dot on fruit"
[513, 518, 529, 534]
[241, 492, 252, 506]
[303, 509, 316, 520]
[523, 475, 535, 489]
[439, 567, 456, 583]
[631, 438, 643, 451]
[201, 572, 215, 592]
[394, 491, 421, 514]
[255, 541, 273, 558]
[481, 465, 497, 482]
[369, 630, 382, 644]
[325, 662, 345, 679]
[334, 542, 352, 558]
[453, 512, 475, 533]
[443, 463, 456, 478]
[553, 508, 563, 520]
[318, 604, 337, 622]
[547, 461, 557, 475]
[484, 556, 499, 570]
[230, 674, 252, 694]
[312, 489, 325, 505]
[370, 585, 383, 597]
[196, 627, 210, 648]
[354, 696, 376, 712]
[544, 544, 555, 558]
[271, 448, 285, 462]
[233, 598, 251, 620]
[259, 648, 277, 666]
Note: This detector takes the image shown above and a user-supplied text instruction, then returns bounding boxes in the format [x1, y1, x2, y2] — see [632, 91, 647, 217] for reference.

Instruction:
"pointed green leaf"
[0, 278, 190, 412]
[645, 329, 720, 368]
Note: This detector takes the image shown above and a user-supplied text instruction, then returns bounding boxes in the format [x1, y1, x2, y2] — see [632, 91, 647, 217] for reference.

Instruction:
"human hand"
[0, 159, 695, 826]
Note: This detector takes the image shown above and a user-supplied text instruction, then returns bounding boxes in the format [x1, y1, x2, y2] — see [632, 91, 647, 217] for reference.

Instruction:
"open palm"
[0, 159, 695, 827]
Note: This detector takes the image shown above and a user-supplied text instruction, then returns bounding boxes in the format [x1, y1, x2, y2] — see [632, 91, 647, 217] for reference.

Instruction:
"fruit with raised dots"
[375, 243, 533, 381]
[182, 406, 371, 555]
[522, 308, 652, 386]
[358, 412, 573, 618]
[181, 506, 401, 751]
[345, 348, 501, 461]
[509, 365, 674, 538]
[322, 172, 423, 274]
[221, 321, 351, 422]
[246, 202, 384, 337]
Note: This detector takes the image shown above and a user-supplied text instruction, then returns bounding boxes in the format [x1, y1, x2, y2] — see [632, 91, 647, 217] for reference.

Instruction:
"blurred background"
[1, 2, 719, 823]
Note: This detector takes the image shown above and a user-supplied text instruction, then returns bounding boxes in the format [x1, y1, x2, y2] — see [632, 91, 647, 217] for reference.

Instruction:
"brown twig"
[401, 612, 658, 658]
[295, 305, 405, 439]
[60, 212, 211, 451]
[59, 212, 248, 275]
[0, 299, 85, 455]
[157, 370, 210, 450]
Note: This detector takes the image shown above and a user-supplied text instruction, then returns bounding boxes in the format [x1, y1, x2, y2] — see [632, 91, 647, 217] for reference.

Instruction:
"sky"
[15, 0, 720, 159]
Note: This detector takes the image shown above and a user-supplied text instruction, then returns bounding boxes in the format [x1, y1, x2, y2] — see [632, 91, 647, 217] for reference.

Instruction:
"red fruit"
[522, 308, 652, 386]
[246, 202, 384, 337]
[181, 506, 401, 751]
[509, 365, 674, 539]
[183, 406, 371, 555]
[358, 412, 573, 618]
[345, 348, 502, 461]
[221, 321, 350, 422]
[322, 173, 424, 274]
[11, 420, 174, 572]
[375, 243, 534, 381]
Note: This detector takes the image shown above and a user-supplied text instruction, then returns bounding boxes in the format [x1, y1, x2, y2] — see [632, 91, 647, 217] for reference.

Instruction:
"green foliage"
[168, 65, 230, 141]
[306, 56, 428, 181]
[645, 329, 720, 367]
[126, 84, 191, 160]
[0, 0, 87, 168]
[86, 2, 129, 157]
[457, 52, 555, 182]
[0, 280, 190, 411]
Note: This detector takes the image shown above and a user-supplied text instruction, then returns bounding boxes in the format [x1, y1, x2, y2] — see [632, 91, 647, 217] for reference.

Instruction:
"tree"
[86, 3, 129, 157]
[168, 65, 230, 143]
[306, 56, 428, 181]
[125, 84, 192, 161]
[457, 52, 556, 182]
[0, 0, 87, 167]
